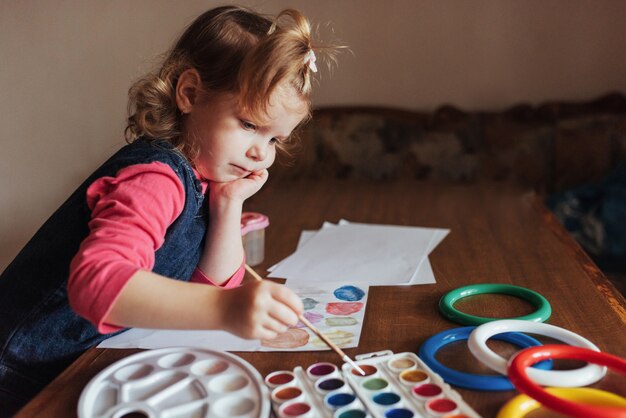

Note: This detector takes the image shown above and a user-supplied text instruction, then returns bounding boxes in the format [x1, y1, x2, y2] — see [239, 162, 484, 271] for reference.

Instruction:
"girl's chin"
[195, 168, 230, 182]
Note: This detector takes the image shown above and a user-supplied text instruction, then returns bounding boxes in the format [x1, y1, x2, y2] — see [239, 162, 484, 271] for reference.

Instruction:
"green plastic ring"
[438, 283, 551, 325]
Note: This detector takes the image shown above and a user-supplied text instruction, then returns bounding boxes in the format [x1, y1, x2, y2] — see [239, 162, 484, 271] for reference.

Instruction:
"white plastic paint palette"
[343, 351, 480, 418]
[265, 362, 369, 418]
[78, 347, 270, 418]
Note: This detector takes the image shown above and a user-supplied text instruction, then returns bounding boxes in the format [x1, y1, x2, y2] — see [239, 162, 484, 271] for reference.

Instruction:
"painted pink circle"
[326, 302, 364, 315]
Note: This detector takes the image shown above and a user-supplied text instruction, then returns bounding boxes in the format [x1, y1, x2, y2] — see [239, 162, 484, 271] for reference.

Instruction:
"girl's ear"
[176, 69, 202, 114]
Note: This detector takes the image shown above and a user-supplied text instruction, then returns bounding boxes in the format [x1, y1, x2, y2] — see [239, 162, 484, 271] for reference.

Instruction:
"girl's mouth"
[231, 164, 251, 176]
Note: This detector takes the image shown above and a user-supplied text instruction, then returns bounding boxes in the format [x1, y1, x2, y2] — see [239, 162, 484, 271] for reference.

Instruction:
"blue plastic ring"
[418, 326, 552, 391]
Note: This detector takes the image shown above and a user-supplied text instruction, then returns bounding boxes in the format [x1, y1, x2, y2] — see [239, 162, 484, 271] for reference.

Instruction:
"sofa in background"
[274, 92, 626, 195]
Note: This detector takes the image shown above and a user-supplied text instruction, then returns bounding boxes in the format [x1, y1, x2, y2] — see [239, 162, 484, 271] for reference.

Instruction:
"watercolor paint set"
[265, 361, 367, 418]
[78, 347, 270, 418]
[265, 350, 480, 418]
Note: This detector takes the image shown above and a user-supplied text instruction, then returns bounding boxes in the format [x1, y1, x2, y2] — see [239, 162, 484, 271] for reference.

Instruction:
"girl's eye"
[240, 120, 257, 131]
[269, 137, 279, 145]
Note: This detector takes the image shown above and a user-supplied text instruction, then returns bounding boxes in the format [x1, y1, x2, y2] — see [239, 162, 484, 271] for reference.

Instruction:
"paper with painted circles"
[259, 282, 369, 351]
[98, 282, 369, 352]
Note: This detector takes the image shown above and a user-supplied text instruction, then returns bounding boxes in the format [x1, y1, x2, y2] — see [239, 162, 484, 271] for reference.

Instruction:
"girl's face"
[185, 86, 308, 182]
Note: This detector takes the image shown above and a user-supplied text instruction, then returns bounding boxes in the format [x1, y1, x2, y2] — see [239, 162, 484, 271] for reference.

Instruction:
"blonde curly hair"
[125, 6, 340, 160]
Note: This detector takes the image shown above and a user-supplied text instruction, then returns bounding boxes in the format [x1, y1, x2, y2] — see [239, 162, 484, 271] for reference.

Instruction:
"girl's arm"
[104, 269, 302, 340]
[197, 192, 245, 283]
[69, 164, 301, 338]
[196, 170, 269, 283]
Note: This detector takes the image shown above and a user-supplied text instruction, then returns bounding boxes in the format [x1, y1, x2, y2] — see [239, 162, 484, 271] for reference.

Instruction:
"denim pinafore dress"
[0, 138, 208, 413]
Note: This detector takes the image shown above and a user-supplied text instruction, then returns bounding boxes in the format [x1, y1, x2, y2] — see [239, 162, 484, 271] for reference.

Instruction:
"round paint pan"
[306, 362, 339, 380]
[361, 377, 389, 392]
[278, 400, 314, 418]
[387, 357, 417, 373]
[315, 377, 347, 394]
[271, 385, 305, 405]
[334, 408, 369, 418]
[412, 383, 444, 402]
[350, 364, 379, 379]
[398, 369, 430, 386]
[383, 408, 414, 418]
[425, 397, 459, 416]
[372, 392, 402, 408]
[265, 370, 296, 388]
[78, 347, 269, 418]
[325, 392, 359, 411]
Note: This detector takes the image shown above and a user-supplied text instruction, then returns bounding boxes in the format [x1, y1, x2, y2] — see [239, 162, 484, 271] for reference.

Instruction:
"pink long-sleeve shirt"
[68, 162, 244, 333]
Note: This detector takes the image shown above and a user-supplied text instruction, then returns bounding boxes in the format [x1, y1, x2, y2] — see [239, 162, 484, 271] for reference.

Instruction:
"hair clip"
[304, 49, 317, 73]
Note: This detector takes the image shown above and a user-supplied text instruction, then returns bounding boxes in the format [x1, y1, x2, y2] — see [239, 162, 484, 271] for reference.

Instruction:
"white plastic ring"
[467, 319, 607, 387]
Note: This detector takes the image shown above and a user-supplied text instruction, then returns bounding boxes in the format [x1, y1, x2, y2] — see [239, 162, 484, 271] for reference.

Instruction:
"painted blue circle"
[333, 285, 366, 301]
[373, 392, 401, 406]
[418, 326, 553, 391]
[385, 408, 414, 418]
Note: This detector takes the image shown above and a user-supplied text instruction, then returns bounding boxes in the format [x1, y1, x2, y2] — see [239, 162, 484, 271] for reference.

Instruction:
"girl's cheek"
[266, 150, 277, 167]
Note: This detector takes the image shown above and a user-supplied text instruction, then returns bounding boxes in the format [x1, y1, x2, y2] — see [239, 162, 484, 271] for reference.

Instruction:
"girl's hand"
[218, 280, 304, 340]
[201, 170, 268, 284]
[210, 169, 269, 204]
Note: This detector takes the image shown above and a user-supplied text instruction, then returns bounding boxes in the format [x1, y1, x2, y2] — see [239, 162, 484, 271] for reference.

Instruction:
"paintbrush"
[244, 264, 366, 376]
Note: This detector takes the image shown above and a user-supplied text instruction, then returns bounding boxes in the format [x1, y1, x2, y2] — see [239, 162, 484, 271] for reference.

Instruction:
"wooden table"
[18, 180, 626, 417]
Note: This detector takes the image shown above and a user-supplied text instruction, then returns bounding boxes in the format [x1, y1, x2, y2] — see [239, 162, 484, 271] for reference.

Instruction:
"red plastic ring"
[507, 345, 626, 418]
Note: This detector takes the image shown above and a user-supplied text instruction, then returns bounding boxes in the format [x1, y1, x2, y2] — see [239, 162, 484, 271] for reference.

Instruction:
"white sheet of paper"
[339, 221, 448, 285]
[407, 229, 448, 285]
[269, 223, 447, 285]
[268, 222, 448, 285]
[267, 230, 316, 272]
[97, 328, 259, 350]
[98, 282, 369, 352]
[411, 256, 436, 284]
[267, 221, 338, 272]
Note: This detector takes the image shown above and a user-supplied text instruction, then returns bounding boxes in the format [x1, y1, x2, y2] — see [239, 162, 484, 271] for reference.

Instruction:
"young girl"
[0, 5, 339, 414]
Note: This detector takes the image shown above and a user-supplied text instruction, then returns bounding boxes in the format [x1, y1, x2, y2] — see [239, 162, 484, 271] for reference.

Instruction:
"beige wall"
[2, 0, 626, 269]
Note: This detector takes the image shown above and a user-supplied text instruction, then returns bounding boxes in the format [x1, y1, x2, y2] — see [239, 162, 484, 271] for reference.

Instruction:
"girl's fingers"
[262, 315, 290, 335]
[247, 169, 267, 180]
[270, 285, 304, 316]
[235, 281, 303, 340]
[258, 328, 278, 341]
[268, 301, 300, 328]
[255, 169, 269, 178]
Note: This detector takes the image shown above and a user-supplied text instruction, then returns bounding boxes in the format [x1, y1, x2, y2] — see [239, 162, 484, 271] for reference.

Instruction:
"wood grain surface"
[17, 180, 626, 418]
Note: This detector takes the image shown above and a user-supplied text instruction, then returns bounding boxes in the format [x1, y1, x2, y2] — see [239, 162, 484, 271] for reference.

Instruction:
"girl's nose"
[247, 141, 268, 161]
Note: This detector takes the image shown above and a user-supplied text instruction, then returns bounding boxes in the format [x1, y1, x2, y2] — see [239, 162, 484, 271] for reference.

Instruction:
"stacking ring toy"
[418, 327, 552, 391]
[507, 345, 626, 418]
[496, 387, 626, 418]
[467, 319, 606, 387]
[438, 284, 551, 325]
